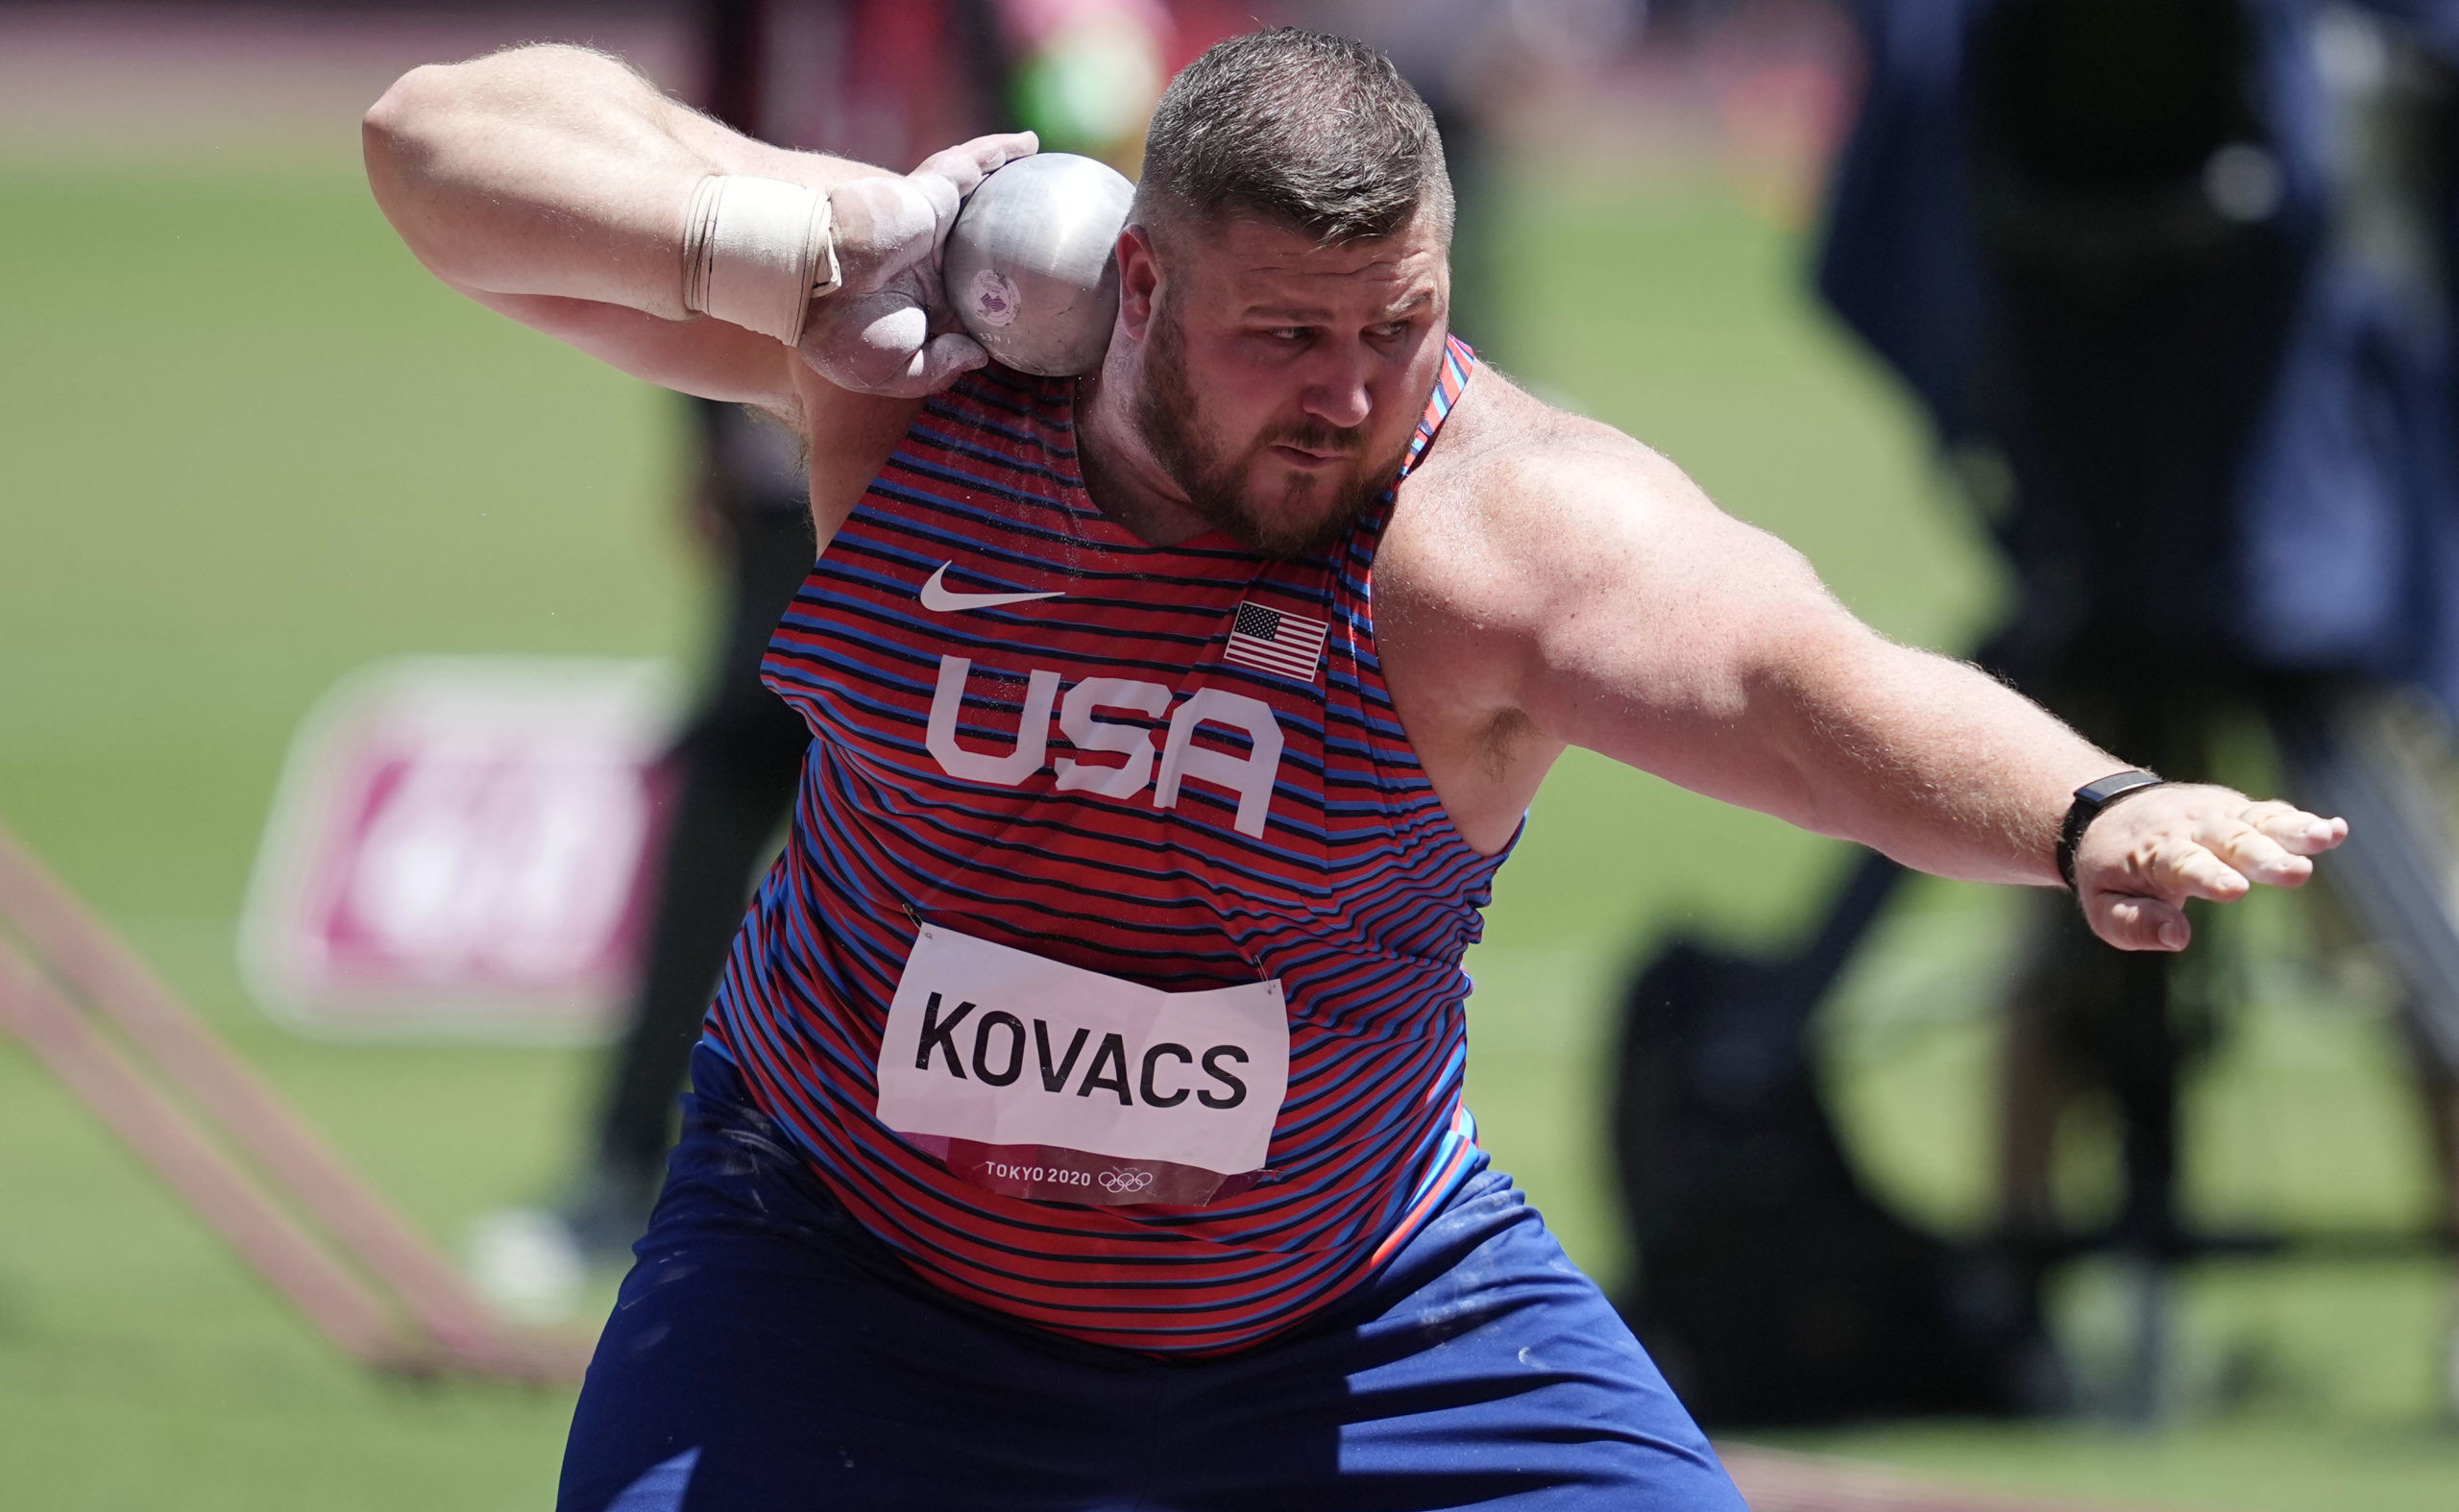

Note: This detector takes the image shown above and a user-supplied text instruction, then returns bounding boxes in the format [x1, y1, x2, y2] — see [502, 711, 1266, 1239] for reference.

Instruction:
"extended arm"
[1432, 416, 2342, 951]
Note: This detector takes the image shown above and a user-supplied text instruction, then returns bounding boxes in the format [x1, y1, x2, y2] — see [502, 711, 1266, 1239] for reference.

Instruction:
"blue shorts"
[558, 1048, 1743, 1512]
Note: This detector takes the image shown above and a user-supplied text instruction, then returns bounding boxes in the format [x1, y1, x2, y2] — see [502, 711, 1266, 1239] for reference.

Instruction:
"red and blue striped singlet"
[707, 335, 1507, 1356]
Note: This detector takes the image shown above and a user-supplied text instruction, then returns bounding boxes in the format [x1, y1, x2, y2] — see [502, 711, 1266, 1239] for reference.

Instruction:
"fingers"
[796, 297, 986, 398]
[833, 134, 1041, 295]
[2086, 891, 2191, 953]
[910, 133, 1041, 249]
[908, 331, 991, 394]
[824, 333, 986, 399]
[2191, 814, 2307, 889]
[2071, 786, 2350, 953]
[797, 292, 929, 394]
[2187, 797, 2347, 890]
[2243, 798, 2349, 855]
[913, 132, 1040, 198]
[909, 173, 962, 245]
[2163, 841, 2252, 900]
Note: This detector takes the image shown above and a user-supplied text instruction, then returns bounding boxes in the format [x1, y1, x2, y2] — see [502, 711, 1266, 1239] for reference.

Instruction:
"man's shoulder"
[1368, 366, 1721, 837]
[1391, 366, 1708, 612]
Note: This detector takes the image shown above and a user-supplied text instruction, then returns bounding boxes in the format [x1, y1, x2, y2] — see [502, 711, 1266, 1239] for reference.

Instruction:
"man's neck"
[1073, 366, 1213, 549]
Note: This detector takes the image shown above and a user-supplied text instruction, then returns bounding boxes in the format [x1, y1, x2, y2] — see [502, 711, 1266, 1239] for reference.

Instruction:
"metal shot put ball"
[942, 153, 1135, 377]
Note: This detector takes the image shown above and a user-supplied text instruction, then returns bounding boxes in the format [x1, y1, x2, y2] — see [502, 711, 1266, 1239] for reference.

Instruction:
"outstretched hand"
[797, 132, 1038, 398]
[2073, 784, 2348, 951]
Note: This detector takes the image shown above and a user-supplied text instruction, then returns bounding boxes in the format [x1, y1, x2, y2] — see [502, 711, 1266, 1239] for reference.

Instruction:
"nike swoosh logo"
[917, 563, 1065, 613]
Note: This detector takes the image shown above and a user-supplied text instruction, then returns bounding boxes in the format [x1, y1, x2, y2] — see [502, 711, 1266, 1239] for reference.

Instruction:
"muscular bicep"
[364, 44, 895, 412]
[1503, 441, 1877, 823]
[1405, 389, 2113, 882]
[458, 286, 800, 413]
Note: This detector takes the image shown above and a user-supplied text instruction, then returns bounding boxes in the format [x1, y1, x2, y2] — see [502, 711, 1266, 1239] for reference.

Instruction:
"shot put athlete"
[365, 29, 2347, 1511]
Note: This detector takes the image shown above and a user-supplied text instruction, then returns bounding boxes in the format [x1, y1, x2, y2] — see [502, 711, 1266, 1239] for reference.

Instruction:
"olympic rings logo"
[1098, 1168, 1155, 1195]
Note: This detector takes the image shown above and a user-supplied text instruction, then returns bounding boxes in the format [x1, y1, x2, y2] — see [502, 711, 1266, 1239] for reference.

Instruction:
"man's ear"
[1116, 224, 1161, 341]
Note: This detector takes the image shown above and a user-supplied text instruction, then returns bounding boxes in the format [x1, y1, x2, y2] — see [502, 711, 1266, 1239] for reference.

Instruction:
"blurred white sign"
[240, 658, 677, 1038]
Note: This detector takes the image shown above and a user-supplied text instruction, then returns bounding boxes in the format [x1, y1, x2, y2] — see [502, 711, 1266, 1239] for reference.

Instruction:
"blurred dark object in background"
[561, 0, 843, 1258]
[1824, 0, 2459, 695]
[1614, 849, 2071, 1425]
[1616, 0, 2459, 1427]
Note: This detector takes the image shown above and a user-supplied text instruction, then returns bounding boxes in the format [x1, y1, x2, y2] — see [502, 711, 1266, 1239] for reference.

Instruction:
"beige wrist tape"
[680, 175, 841, 345]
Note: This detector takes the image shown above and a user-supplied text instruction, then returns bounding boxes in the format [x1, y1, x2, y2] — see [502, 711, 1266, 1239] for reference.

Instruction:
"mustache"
[1258, 420, 1368, 457]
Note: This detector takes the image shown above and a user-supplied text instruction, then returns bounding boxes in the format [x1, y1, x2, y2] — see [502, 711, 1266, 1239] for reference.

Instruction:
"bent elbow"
[361, 64, 446, 214]
[361, 62, 449, 173]
[361, 63, 480, 282]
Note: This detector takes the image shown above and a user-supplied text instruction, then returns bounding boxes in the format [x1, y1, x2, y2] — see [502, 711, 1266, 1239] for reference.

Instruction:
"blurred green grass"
[2, 162, 2454, 1509]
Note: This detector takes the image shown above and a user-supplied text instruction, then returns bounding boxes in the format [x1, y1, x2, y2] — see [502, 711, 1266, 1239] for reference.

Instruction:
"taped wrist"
[680, 175, 842, 345]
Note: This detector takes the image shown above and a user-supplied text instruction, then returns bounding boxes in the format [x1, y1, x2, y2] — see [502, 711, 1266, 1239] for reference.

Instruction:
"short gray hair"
[1133, 28, 1453, 249]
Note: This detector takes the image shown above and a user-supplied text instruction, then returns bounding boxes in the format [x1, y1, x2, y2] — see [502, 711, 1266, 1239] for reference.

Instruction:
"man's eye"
[1266, 327, 1308, 342]
[1368, 322, 1408, 341]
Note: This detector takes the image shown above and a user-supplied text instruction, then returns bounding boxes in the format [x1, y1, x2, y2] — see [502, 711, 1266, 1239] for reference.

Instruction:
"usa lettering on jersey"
[732, 340, 1490, 1351]
[924, 654, 1286, 837]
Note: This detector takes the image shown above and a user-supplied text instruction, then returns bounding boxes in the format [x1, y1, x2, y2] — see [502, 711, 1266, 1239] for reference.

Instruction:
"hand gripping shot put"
[943, 152, 1134, 378]
[363, 28, 2349, 1512]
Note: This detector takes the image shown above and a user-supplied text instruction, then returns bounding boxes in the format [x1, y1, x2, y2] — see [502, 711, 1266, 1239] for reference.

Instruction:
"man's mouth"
[1268, 442, 1349, 470]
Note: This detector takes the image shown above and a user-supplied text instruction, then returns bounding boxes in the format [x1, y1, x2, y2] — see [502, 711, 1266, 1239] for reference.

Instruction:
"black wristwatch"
[2056, 769, 2168, 892]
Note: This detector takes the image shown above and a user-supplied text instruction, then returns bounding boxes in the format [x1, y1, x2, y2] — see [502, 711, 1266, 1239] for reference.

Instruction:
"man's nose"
[1297, 344, 1373, 431]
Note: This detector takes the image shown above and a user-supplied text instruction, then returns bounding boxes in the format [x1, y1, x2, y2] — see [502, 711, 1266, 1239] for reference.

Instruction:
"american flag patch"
[1224, 600, 1329, 682]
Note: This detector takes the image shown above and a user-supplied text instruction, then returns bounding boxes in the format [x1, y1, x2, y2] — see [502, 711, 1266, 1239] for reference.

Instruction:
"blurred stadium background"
[2, 1, 2455, 1507]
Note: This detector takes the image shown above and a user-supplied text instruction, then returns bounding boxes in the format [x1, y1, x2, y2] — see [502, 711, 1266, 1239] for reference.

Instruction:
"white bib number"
[874, 926, 1289, 1206]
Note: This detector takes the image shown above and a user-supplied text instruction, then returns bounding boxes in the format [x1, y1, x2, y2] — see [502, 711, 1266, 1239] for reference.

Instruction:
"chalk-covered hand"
[2073, 785, 2348, 951]
[796, 132, 1037, 397]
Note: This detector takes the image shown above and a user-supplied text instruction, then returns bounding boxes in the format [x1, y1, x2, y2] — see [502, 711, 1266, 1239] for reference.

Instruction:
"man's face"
[1123, 208, 1449, 559]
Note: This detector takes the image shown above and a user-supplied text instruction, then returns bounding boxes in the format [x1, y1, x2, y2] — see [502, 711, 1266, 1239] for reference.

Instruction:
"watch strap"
[2057, 769, 2167, 891]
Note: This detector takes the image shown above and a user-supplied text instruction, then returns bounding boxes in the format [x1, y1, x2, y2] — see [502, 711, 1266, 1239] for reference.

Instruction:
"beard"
[1131, 304, 1412, 560]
